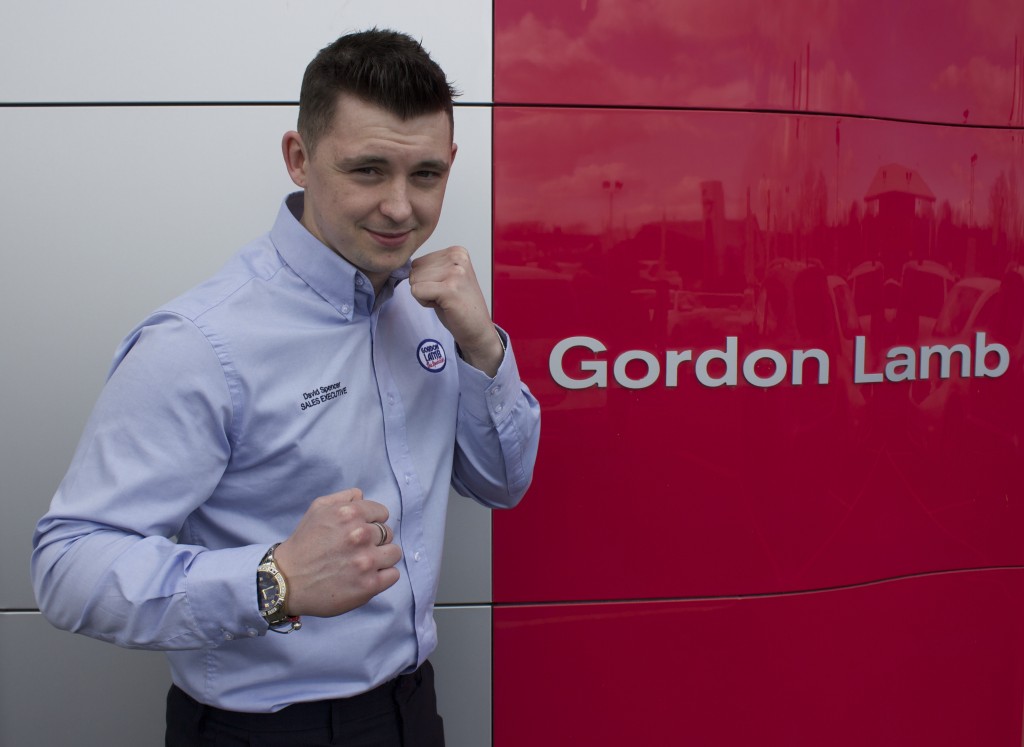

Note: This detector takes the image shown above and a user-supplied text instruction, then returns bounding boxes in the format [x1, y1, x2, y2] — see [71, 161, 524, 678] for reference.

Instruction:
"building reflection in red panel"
[493, 570, 1024, 746]
[492, 107, 1024, 602]
[495, 0, 1024, 127]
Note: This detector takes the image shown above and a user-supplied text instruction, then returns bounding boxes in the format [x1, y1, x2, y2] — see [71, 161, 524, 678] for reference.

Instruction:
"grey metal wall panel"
[438, 490, 493, 603]
[0, 1, 492, 104]
[0, 612, 169, 746]
[433, 605, 493, 747]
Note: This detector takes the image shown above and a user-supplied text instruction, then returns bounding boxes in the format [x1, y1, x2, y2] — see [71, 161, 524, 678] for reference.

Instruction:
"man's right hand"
[272, 489, 401, 618]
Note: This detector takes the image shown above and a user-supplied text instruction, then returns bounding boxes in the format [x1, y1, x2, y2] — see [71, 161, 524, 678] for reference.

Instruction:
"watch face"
[257, 568, 284, 615]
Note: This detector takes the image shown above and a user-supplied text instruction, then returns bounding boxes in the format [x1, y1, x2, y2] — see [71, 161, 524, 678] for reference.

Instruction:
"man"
[31, 29, 540, 746]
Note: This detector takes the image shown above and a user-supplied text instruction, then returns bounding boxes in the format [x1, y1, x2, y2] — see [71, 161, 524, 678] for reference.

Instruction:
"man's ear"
[450, 141, 458, 166]
[282, 131, 309, 188]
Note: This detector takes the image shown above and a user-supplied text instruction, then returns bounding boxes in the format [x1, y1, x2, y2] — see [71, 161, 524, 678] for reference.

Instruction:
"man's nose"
[379, 179, 413, 223]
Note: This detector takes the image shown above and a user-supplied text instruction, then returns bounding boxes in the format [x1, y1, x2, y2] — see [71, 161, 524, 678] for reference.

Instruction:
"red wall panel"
[493, 107, 1024, 602]
[495, 0, 1024, 126]
[494, 570, 1024, 745]
[492, 0, 1024, 741]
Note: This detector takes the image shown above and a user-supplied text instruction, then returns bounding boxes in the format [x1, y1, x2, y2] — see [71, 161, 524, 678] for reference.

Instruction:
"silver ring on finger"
[371, 521, 388, 547]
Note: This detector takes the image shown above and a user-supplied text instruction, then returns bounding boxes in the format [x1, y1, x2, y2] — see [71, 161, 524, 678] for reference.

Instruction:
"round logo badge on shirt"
[417, 339, 447, 372]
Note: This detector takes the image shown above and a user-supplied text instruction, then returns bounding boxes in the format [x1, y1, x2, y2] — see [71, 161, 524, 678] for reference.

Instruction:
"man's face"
[285, 94, 456, 292]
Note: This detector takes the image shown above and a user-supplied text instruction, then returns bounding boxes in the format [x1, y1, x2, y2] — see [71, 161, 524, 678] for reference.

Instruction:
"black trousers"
[166, 662, 445, 747]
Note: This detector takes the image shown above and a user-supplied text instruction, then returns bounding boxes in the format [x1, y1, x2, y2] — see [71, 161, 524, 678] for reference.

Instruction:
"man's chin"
[358, 252, 417, 284]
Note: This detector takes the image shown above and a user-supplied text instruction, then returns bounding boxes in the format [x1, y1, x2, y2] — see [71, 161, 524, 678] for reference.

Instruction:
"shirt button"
[495, 403, 504, 413]
[388, 394, 396, 405]
[491, 386, 502, 396]
[355, 276, 364, 286]
[414, 551, 423, 562]
[247, 629, 259, 638]
[223, 631, 234, 641]
[341, 304, 351, 315]
[404, 475, 412, 485]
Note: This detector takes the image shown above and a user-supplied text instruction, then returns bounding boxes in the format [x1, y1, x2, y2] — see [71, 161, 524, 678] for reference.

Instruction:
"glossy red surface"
[490, 0, 1024, 741]
[493, 106, 1024, 602]
[495, 0, 1024, 126]
[493, 570, 1024, 745]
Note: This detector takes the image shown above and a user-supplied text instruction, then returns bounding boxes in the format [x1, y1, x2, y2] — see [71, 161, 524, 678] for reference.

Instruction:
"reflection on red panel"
[494, 570, 1024, 746]
[492, 107, 1024, 602]
[491, 1, 1024, 742]
[495, 0, 1024, 126]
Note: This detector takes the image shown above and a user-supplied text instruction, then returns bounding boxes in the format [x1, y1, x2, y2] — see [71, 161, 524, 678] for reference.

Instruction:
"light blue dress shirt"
[31, 193, 540, 712]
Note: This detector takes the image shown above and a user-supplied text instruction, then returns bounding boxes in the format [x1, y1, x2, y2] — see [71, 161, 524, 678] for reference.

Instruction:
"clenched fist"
[410, 246, 504, 376]
[273, 489, 402, 618]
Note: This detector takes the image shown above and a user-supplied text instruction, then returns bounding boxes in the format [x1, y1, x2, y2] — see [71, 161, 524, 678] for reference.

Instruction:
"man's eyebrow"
[338, 155, 390, 168]
[337, 155, 450, 171]
[413, 159, 451, 172]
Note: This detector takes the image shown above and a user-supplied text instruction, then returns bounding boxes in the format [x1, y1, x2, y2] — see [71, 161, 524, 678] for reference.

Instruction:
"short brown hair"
[298, 29, 459, 154]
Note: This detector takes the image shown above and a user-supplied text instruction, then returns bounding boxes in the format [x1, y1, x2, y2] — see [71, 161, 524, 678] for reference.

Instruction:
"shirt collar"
[270, 192, 411, 319]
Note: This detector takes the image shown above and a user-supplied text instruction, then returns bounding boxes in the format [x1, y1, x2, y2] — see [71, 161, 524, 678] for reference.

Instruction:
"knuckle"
[337, 504, 361, 523]
[365, 575, 385, 592]
[352, 553, 374, 575]
[347, 525, 368, 546]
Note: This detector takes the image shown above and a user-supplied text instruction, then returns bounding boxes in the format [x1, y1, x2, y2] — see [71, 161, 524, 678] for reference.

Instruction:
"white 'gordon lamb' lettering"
[550, 333, 1011, 390]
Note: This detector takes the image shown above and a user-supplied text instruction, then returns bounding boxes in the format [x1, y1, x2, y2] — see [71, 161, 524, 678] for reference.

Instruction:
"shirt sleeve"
[31, 313, 269, 650]
[452, 327, 541, 509]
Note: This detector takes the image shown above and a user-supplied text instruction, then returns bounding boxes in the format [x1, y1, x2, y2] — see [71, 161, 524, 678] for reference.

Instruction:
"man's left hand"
[409, 246, 504, 377]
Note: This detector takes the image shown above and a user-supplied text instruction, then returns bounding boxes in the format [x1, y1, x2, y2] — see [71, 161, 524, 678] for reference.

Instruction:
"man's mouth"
[365, 228, 413, 247]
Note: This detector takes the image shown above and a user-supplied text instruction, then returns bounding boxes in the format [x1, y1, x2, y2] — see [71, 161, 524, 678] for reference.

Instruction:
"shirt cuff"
[185, 543, 271, 644]
[457, 327, 523, 426]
